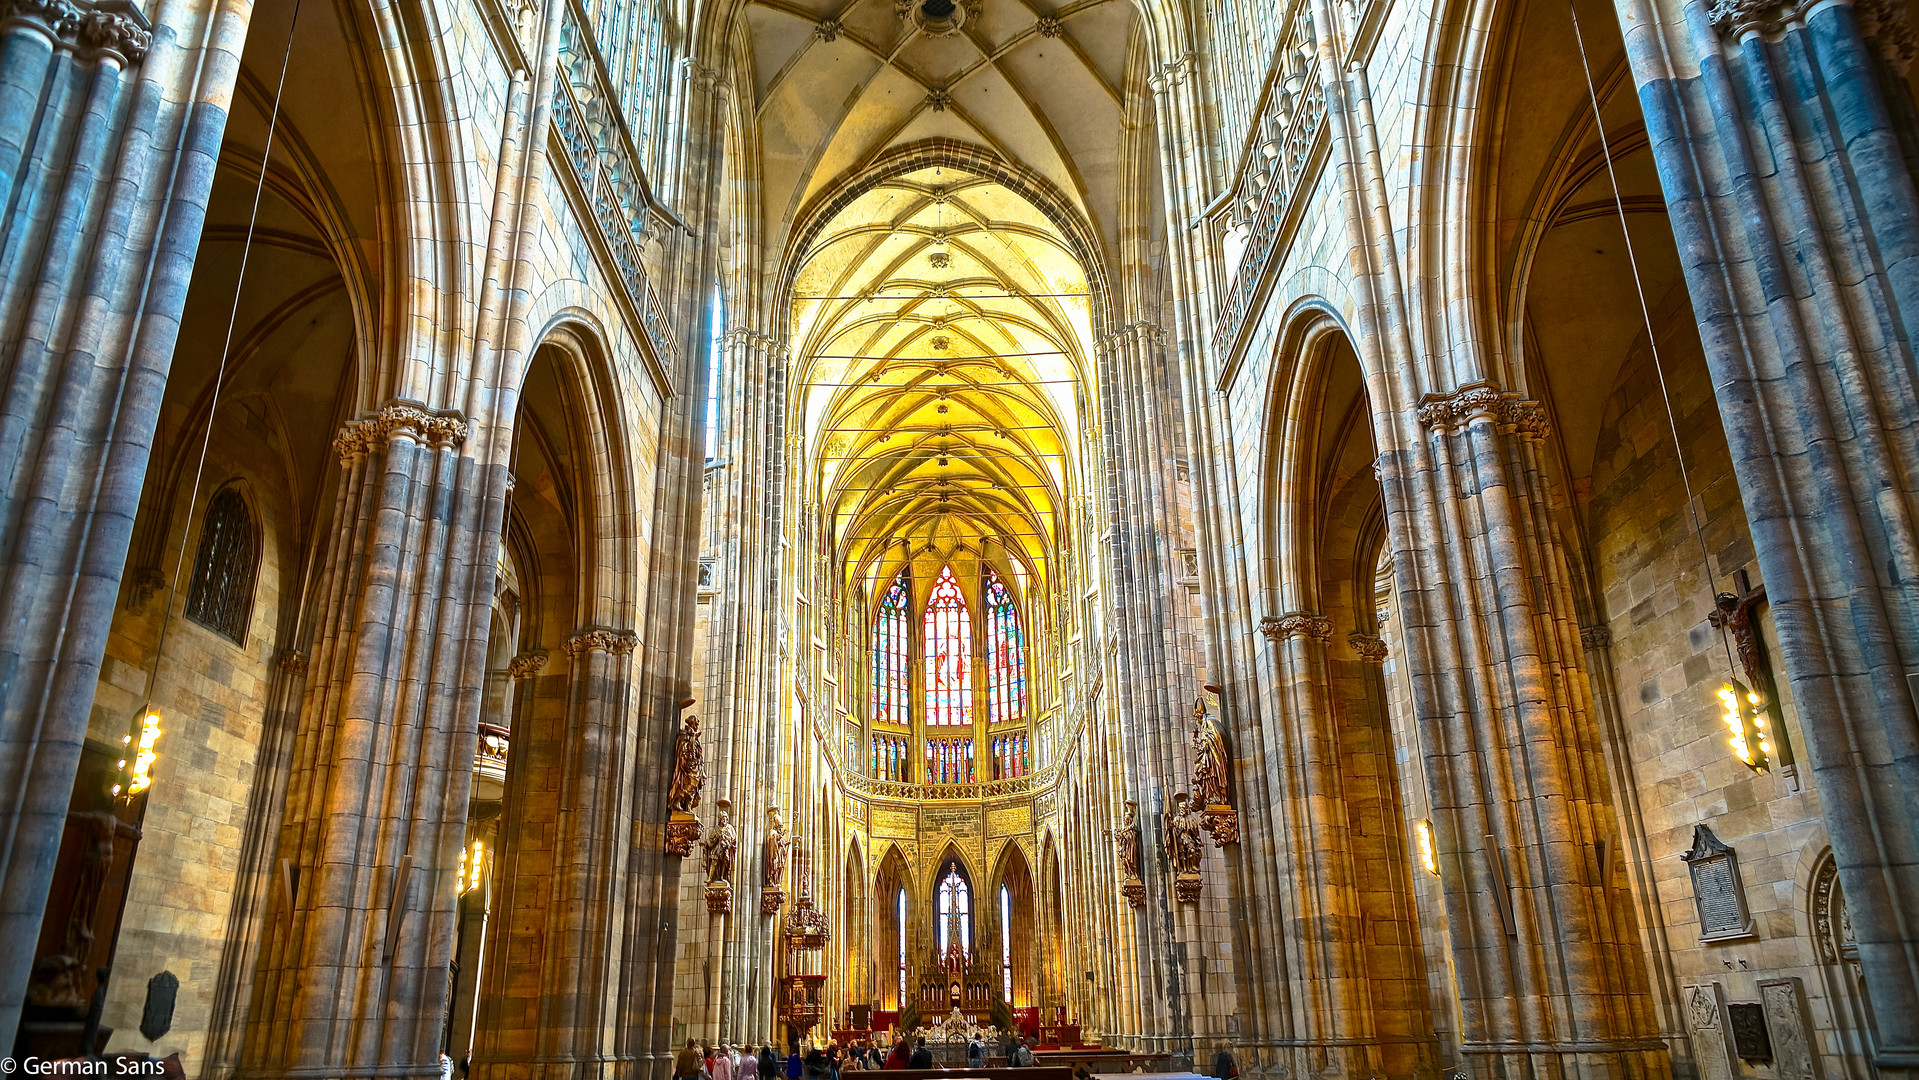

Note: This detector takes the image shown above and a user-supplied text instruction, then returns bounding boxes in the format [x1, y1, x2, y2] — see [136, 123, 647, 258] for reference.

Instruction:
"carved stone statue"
[762, 805, 791, 914]
[702, 800, 738, 913]
[1114, 800, 1145, 908]
[668, 715, 705, 813]
[765, 806, 791, 885]
[1115, 801, 1142, 879]
[1191, 698, 1230, 809]
[1164, 792, 1205, 897]
[703, 801, 738, 883]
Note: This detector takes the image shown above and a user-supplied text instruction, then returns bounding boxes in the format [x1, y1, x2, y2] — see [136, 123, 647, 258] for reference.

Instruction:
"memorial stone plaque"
[1728, 1003, 1773, 1063]
[1682, 824, 1754, 940]
[1760, 978, 1821, 1080]
[141, 971, 178, 1041]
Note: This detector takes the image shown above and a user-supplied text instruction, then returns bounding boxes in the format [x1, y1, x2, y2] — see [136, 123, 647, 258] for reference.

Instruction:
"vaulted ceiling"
[755, 0, 1133, 615]
[744, 0, 1138, 266]
[795, 165, 1093, 608]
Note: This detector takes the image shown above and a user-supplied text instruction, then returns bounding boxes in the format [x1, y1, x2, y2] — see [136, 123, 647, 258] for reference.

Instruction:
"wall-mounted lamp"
[1415, 820, 1439, 876]
[1718, 680, 1771, 772]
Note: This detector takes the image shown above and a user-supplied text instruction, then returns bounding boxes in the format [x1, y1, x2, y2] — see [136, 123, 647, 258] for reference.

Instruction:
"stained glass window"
[1000, 885, 1013, 1002]
[873, 571, 910, 725]
[873, 736, 907, 781]
[938, 864, 971, 956]
[985, 568, 1024, 726]
[989, 734, 1030, 779]
[924, 566, 971, 726]
[926, 739, 976, 784]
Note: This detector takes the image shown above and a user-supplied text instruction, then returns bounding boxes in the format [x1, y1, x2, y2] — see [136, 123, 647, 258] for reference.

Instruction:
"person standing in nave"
[908, 1037, 933, 1069]
[884, 1035, 911, 1069]
[676, 1041, 703, 1080]
[714, 1044, 735, 1080]
[740, 1046, 760, 1080]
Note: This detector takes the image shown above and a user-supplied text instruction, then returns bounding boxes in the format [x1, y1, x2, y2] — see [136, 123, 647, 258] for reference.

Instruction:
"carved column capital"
[1348, 633, 1388, 663]
[563, 628, 638, 658]
[79, 7, 148, 60]
[506, 650, 548, 679]
[1260, 612, 1333, 644]
[1579, 625, 1612, 651]
[1, 0, 81, 40]
[333, 403, 469, 462]
[1417, 381, 1552, 442]
[278, 649, 310, 676]
[1706, 0, 1803, 36]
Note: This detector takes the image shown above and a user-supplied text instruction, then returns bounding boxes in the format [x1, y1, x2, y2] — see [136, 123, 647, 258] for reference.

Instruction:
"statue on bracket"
[665, 706, 704, 856]
[762, 805, 791, 914]
[1164, 792, 1205, 903]
[1112, 800, 1145, 908]
[703, 800, 738, 913]
[1191, 694, 1239, 847]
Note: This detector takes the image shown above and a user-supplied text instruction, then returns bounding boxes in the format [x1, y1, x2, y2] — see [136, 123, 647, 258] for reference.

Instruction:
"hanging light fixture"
[1718, 680, 1771, 772]
[458, 838, 486, 894]
[112, 708, 163, 799]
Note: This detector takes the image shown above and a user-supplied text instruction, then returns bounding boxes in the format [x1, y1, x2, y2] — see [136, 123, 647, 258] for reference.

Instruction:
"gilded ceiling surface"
[795, 166, 1093, 606]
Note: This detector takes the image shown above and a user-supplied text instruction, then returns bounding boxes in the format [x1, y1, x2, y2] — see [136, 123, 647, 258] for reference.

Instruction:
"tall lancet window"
[999, 885, 1013, 1002]
[924, 566, 971, 726]
[984, 568, 1024, 726]
[937, 863, 971, 957]
[897, 889, 908, 1006]
[872, 571, 910, 726]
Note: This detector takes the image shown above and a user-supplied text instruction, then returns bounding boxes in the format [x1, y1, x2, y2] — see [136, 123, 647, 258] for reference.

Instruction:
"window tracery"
[185, 486, 258, 644]
[873, 571, 910, 726]
[1000, 884, 1013, 1002]
[925, 738, 975, 784]
[938, 864, 971, 957]
[924, 566, 971, 726]
[985, 568, 1024, 727]
[872, 735, 908, 781]
[991, 734, 1029, 779]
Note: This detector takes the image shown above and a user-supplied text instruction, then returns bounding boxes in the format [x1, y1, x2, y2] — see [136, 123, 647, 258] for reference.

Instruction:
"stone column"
[1093, 318, 1214, 1064]
[0, 0, 243, 1041]
[446, 651, 544, 1068]
[1248, 612, 1379, 1080]
[472, 629, 637, 1080]
[1621, 0, 1919, 1065]
[237, 405, 500, 1079]
[1578, 625, 1691, 1071]
[1388, 385, 1664, 1080]
[200, 647, 314, 1080]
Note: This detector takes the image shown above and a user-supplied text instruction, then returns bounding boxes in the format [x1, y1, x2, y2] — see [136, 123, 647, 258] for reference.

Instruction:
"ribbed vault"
[796, 164, 1094, 603]
[744, 0, 1137, 264]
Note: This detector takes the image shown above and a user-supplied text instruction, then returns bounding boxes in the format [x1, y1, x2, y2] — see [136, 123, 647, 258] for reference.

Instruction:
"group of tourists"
[673, 1032, 1046, 1080]
[675, 1041, 788, 1080]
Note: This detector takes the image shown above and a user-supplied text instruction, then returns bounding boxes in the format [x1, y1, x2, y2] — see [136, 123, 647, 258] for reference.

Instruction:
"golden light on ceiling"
[792, 166, 1093, 598]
